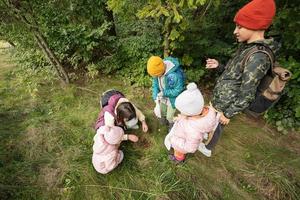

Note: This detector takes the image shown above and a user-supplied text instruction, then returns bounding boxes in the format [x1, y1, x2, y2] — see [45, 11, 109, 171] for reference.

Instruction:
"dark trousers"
[206, 123, 224, 150]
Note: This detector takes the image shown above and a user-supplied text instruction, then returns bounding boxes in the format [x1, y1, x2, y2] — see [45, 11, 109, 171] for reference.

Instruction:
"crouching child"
[92, 125, 138, 174]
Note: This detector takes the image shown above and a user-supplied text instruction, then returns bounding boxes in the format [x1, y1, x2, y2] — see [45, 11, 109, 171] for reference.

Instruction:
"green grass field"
[0, 49, 299, 200]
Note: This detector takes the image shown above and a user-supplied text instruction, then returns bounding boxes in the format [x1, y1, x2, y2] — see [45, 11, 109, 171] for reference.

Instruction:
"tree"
[137, 0, 213, 57]
[0, 0, 118, 84]
[1, 0, 70, 84]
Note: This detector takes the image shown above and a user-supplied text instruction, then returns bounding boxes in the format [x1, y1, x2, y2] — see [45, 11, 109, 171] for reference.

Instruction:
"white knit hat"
[175, 82, 204, 116]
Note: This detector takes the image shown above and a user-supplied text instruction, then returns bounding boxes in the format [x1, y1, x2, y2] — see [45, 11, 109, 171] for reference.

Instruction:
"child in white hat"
[164, 83, 219, 163]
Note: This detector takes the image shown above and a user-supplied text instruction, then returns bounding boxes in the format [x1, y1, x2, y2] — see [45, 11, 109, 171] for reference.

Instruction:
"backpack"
[242, 44, 292, 117]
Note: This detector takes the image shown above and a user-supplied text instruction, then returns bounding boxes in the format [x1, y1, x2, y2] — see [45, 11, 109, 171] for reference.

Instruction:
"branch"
[76, 87, 98, 94]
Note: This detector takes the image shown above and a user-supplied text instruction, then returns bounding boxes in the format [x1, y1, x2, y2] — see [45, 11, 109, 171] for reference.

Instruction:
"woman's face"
[124, 117, 138, 128]
[233, 24, 255, 43]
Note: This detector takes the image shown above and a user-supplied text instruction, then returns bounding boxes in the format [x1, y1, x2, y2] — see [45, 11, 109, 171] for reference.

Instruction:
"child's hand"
[157, 91, 163, 97]
[206, 58, 219, 69]
[142, 121, 148, 132]
[128, 134, 139, 142]
[219, 113, 230, 125]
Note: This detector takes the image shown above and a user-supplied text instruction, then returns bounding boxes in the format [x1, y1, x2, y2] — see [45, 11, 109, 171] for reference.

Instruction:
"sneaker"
[117, 151, 124, 164]
[159, 117, 169, 126]
[198, 143, 212, 157]
[168, 154, 184, 164]
[168, 122, 174, 132]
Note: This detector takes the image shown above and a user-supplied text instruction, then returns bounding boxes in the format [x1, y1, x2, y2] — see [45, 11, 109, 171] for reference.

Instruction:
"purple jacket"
[95, 93, 124, 130]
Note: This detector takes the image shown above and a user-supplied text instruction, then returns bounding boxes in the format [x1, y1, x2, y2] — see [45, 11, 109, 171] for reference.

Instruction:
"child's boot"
[168, 122, 174, 132]
[169, 150, 185, 164]
[169, 154, 185, 164]
[159, 117, 169, 126]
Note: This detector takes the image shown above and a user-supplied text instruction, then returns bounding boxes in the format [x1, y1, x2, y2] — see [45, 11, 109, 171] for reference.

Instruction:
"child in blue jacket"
[147, 56, 185, 130]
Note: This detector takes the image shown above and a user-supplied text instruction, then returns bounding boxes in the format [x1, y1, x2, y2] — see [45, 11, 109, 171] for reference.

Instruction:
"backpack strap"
[241, 44, 275, 75]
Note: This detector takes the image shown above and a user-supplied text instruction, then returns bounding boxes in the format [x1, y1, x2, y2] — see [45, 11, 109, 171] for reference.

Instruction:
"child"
[92, 125, 138, 174]
[164, 83, 219, 163]
[95, 89, 148, 132]
[204, 0, 277, 157]
[147, 56, 185, 130]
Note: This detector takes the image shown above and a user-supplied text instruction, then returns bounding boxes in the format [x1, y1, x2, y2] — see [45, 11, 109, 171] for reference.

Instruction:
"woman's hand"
[128, 134, 139, 142]
[219, 113, 230, 125]
[142, 120, 148, 132]
[206, 58, 219, 69]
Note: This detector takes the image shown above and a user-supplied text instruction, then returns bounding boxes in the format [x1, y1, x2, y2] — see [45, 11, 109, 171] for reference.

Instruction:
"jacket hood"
[247, 38, 281, 56]
[164, 57, 180, 75]
[108, 93, 123, 109]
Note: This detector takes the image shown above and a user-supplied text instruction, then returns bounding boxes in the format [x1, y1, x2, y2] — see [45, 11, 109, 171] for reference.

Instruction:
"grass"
[0, 49, 300, 200]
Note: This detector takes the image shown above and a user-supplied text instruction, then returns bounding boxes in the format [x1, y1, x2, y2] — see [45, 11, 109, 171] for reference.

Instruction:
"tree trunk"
[34, 33, 68, 84]
[163, 24, 171, 57]
[103, 7, 117, 36]
[5, 1, 70, 84]
[34, 30, 70, 84]
[7, 40, 16, 47]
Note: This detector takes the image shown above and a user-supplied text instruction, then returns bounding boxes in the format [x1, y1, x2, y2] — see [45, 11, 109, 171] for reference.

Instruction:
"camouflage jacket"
[212, 38, 279, 118]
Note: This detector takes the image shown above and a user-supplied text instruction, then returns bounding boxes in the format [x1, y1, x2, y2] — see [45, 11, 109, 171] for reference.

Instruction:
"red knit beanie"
[234, 0, 276, 30]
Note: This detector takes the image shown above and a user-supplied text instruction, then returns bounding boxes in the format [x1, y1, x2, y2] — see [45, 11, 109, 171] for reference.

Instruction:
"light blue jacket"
[152, 57, 185, 108]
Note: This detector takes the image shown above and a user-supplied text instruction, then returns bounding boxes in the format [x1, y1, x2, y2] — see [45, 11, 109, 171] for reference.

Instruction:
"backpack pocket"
[261, 67, 290, 100]
[248, 93, 277, 114]
[247, 67, 291, 114]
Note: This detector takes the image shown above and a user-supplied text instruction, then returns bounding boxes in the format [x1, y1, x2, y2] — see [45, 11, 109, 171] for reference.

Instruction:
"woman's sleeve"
[132, 104, 145, 122]
[104, 111, 115, 127]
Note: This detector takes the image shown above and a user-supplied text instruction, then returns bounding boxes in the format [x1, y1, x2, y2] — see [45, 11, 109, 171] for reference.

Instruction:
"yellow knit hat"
[147, 56, 165, 76]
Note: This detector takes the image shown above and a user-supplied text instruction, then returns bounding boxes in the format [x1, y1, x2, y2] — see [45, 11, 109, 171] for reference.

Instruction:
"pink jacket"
[170, 106, 217, 154]
[92, 126, 124, 174]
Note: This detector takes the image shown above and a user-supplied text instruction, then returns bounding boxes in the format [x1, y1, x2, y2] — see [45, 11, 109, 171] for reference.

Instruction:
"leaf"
[171, 4, 183, 23]
[277, 125, 284, 132]
[188, 0, 197, 9]
[137, 5, 154, 18]
[160, 7, 170, 17]
[295, 106, 300, 118]
[182, 54, 193, 66]
[169, 29, 180, 41]
[178, 0, 185, 8]
[179, 19, 189, 30]
[196, 0, 207, 6]
[178, 35, 185, 42]
[275, 121, 282, 126]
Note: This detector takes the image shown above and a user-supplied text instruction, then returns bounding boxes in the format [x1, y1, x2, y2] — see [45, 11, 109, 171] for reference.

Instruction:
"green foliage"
[11, 49, 57, 98]
[33, 0, 115, 69]
[184, 67, 205, 82]
[137, 0, 210, 56]
[262, 0, 300, 132]
[105, 1, 163, 86]
[265, 57, 300, 133]
[86, 63, 99, 79]
[0, 0, 115, 72]
[1, 0, 299, 130]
